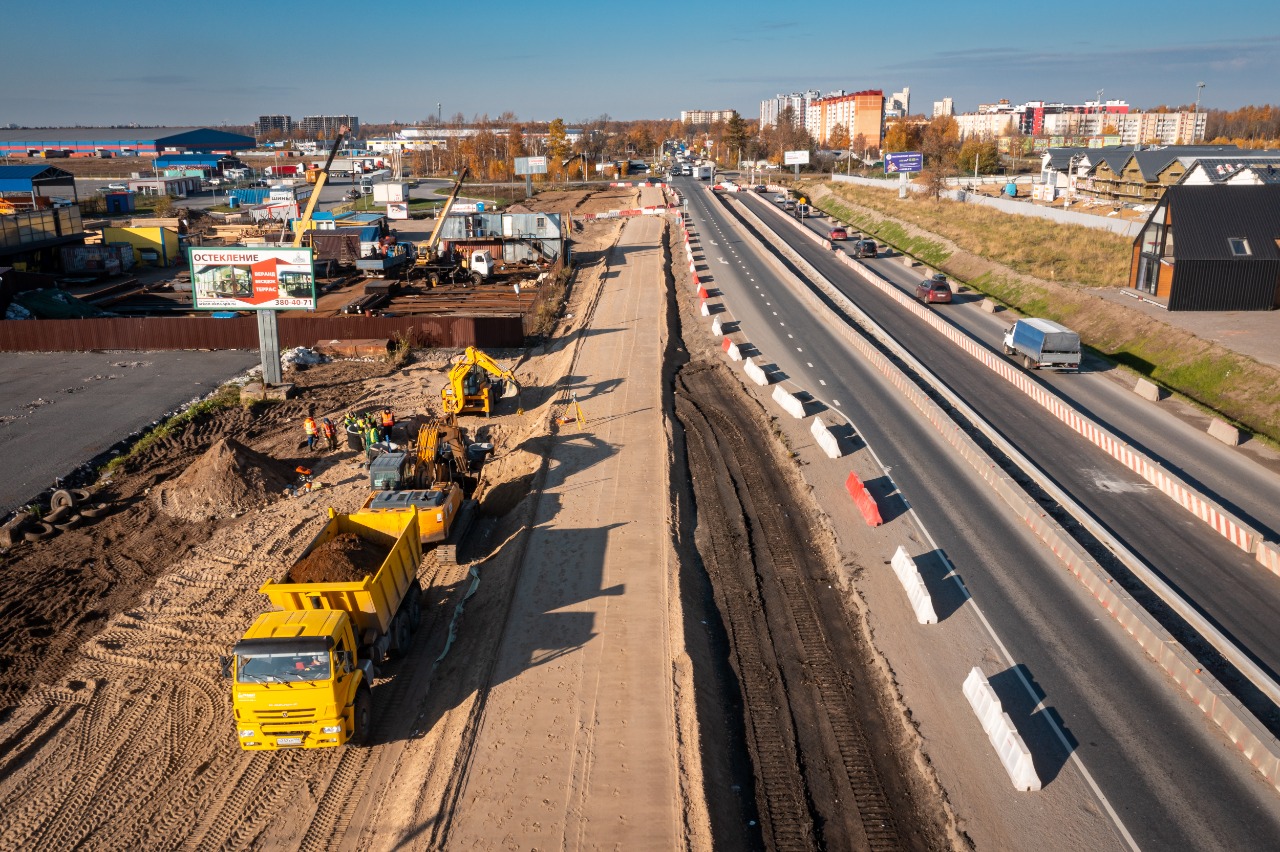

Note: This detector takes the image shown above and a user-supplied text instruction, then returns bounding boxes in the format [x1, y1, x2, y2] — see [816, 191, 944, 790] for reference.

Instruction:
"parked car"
[828, 227, 848, 241]
[853, 239, 878, 258]
[914, 273, 953, 304]
[105, 182, 128, 191]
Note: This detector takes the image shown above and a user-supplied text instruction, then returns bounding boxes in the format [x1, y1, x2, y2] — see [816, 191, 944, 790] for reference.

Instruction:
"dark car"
[753, 184, 767, 193]
[853, 239, 878, 258]
[828, 227, 848, 241]
[914, 273, 952, 304]
[642, 177, 658, 186]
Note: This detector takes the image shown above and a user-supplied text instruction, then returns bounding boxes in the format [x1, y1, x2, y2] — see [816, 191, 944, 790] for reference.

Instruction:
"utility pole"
[1195, 82, 1206, 143]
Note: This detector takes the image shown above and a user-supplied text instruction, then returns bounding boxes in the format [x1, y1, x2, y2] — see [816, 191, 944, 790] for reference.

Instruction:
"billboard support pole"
[900, 172, 907, 199]
[257, 309, 282, 386]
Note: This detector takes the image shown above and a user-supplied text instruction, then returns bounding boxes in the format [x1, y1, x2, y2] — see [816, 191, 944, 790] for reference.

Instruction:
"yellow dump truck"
[358, 485, 464, 544]
[227, 508, 423, 750]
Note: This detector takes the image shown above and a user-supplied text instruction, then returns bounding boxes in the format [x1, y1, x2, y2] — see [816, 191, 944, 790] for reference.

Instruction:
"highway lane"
[676, 178, 1280, 850]
[782, 199, 1280, 543]
[738, 191, 1280, 692]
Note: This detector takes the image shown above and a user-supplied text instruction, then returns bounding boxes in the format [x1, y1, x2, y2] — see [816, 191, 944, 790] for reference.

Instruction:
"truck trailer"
[227, 508, 424, 750]
[1002, 318, 1081, 371]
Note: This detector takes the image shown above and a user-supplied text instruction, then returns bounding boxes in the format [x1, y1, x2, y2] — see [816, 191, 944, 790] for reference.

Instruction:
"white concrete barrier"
[772, 385, 806, 418]
[743, 357, 769, 386]
[962, 668, 1042, 791]
[890, 546, 937, 624]
[1208, 418, 1243, 446]
[689, 260, 696, 274]
[700, 301, 711, 317]
[726, 341, 742, 361]
[711, 317, 723, 336]
[1133, 377, 1163, 402]
[981, 298, 998, 314]
[810, 416, 843, 458]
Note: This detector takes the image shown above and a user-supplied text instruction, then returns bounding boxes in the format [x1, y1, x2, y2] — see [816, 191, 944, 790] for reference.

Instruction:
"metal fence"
[0, 314, 525, 353]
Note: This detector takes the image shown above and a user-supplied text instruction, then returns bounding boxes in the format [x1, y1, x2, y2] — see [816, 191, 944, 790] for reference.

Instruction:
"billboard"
[884, 152, 924, 173]
[387, 201, 409, 220]
[189, 246, 317, 311]
[784, 150, 810, 165]
[515, 156, 548, 175]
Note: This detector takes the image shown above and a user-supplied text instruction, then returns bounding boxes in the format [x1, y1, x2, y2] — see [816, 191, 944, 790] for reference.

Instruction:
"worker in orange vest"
[320, 417, 337, 451]
[378, 408, 395, 442]
[303, 415, 318, 451]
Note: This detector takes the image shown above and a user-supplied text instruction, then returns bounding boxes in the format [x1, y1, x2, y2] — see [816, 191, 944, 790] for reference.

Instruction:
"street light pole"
[1195, 82, 1206, 143]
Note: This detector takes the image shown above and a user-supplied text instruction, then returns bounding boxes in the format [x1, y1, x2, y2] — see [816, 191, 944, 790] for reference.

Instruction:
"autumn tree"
[723, 111, 749, 164]
[882, 119, 921, 156]
[921, 115, 960, 170]
[957, 138, 1000, 176]
[852, 132, 870, 161]
[828, 123, 850, 151]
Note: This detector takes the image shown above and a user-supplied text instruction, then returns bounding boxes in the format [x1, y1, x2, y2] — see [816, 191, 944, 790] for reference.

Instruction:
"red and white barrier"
[845, 472, 883, 526]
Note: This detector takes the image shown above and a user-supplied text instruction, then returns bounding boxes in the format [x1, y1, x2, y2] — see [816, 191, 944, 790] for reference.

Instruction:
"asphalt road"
[740, 192, 1280, 690]
[0, 350, 259, 516]
[675, 177, 1280, 850]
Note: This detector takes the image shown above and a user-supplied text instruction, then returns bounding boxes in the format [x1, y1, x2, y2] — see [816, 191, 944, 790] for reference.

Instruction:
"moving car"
[853, 239, 878, 258]
[773, 193, 787, 204]
[914, 273, 953, 304]
[828, 227, 848, 241]
[783, 199, 796, 210]
[753, 185, 767, 193]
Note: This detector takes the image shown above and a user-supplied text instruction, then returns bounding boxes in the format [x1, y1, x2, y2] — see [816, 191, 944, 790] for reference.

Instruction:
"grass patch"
[101, 383, 250, 476]
[815, 182, 1131, 288]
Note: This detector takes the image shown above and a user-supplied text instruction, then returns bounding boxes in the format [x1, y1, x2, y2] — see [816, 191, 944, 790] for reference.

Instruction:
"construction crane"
[440, 347, 522, 417]
[292, 124, 350, 247]
[413, 167, 493, 287]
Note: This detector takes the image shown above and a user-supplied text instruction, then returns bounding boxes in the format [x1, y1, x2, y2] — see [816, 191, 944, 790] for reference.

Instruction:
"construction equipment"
[441, 347, 522, 417]
[227, 508, 423, 750]
[412, 168, 492, 287]
[292, 124, 350, 247]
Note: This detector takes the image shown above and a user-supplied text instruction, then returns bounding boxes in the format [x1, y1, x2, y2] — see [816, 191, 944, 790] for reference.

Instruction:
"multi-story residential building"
[759, 91, 822, 129]
[885, 87, 911, 118]
[681, 109, 737, 125]
[932, 98, 954, 118]
[957, 98, 1205, 145]
[255, 115, 293, 138]
[299, 115, 360, 139]
[807, 91, 885, 149]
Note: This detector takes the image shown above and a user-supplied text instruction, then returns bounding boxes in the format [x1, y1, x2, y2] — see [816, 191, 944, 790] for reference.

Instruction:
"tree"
[723, 111, 749, 161]
[920, 115, 960, 170]
[852, 132, 870, 161]
[547, 118, 569, 160]
[919, 168, 949, 200]
[882, 119, 920, 155]
[828, 123, 850, 151]
[957, 138, 1000, 176]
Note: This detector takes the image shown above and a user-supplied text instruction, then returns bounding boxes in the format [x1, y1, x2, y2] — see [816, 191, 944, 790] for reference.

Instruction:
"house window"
[536, 216, 546, 233]
[1228, 238, 1251, 257]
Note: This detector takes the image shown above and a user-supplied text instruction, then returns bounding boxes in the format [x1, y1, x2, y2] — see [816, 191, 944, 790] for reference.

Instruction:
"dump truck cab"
[231, 608, 372, 750]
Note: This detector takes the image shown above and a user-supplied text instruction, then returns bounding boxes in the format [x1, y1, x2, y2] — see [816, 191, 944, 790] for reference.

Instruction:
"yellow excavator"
[292, 124, 349, 247]
[441, 347, 522, 417]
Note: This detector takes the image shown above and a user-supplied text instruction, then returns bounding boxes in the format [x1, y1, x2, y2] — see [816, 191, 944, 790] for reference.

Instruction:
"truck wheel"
[470, 271, 483, 287]
[1023, 355, 1035, 369]
[349, 686, 372, 746]
[391, 611, 411, 657]
[406, 581, 423, 631]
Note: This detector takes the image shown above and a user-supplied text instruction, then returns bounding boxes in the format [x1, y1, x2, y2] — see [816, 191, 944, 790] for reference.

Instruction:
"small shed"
[1130, 185, 1280, 310]
[103, 226, 181, 266]
[103, 192, 136, 215]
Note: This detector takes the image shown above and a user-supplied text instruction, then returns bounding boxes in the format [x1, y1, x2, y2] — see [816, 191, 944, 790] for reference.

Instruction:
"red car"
[914, 273, 952, 304]
[828, 227, 848, 241]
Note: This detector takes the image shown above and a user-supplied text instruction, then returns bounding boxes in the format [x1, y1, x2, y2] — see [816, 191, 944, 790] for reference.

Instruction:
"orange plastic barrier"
[845, 472, 883, 526]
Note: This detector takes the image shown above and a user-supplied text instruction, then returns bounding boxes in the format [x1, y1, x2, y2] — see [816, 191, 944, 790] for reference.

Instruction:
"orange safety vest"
[303, 417, 317, 435]
[380, 411, 394, 427]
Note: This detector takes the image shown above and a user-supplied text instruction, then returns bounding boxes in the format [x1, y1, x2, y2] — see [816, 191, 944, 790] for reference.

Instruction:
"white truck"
[693, 164, 713, 181]
[1003, 318, 1081, 371]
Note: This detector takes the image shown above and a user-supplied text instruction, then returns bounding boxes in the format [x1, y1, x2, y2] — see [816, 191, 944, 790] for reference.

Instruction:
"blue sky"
[3, 0, 1275, 126]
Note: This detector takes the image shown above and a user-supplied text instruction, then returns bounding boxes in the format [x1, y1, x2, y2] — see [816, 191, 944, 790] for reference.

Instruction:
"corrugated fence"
[0, 315, 525, 352]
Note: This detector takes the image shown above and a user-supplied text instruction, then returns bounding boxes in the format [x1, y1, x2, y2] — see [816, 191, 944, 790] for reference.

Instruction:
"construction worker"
[302, 414, 318, 451]
[378, 407, 395, 442]
[320, 417, 337, 451]
[364, 421, 382, 463]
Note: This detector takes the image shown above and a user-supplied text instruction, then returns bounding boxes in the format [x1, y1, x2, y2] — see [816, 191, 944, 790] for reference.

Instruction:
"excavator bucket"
[501, 381, 520, 399]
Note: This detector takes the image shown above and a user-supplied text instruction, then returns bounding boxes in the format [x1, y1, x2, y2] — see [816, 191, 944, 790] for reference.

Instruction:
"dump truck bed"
[260, 508, 423, 640]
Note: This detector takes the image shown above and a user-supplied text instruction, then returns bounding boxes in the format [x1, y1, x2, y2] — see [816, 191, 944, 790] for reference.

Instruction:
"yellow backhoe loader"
[440, 347, 522, 417]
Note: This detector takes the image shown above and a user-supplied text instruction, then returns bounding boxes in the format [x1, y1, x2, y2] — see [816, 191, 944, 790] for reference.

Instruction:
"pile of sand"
[286, 533, 386, 584]
[150, 438, 295, 522]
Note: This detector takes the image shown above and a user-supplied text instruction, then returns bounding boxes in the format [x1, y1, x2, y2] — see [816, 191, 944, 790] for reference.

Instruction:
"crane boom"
[420, 167, 470, 261]
[292, 124, 350, 247]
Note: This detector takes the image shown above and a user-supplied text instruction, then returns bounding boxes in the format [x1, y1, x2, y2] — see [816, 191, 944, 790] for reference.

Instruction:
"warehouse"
[1130, 185, 1280, 311]
[0, 127, 255, 158]
[0, 165, 86, 271]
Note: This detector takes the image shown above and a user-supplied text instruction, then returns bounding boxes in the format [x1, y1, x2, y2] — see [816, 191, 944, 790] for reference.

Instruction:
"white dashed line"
[819, 380, 826, 386]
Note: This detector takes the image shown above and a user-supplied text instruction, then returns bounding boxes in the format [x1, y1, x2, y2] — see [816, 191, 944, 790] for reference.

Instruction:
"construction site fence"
[0, 314, 525, 353]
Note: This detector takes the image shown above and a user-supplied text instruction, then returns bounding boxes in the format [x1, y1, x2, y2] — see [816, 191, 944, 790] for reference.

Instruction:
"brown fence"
[0, 314, 525, 352]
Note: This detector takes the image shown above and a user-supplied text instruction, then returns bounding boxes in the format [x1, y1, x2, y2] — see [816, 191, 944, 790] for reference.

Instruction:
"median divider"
[845, 472, 883, 526]
[811, 415, 843, 458]
[711, 317, 723, 336]
[963, 668, 1042, 791]
[891, 546, 938, 624]
[728, 193, 1280, 791]
[700, 301, 711, 317]
[759, 196, 1264, 558]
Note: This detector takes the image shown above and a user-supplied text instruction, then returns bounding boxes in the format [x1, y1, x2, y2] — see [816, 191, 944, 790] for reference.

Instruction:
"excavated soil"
[286, 533, 387, 584]
[150, 437, 295, 521]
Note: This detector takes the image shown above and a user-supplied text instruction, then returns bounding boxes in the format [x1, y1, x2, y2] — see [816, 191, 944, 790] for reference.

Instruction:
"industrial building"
[1130, 185, 1280, 311]
[0, 127, 255, 158]
[0, 166, 85, 270]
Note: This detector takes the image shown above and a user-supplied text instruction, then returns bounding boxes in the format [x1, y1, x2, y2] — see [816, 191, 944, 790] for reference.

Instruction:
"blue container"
[227, 196, 240, 209]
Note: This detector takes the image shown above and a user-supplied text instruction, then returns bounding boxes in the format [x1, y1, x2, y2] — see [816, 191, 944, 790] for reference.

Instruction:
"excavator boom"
[440, 347, 522, 417]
